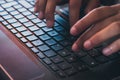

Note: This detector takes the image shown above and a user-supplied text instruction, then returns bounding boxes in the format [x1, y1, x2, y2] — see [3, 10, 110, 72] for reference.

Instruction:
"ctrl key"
[56, 71, 66, 78]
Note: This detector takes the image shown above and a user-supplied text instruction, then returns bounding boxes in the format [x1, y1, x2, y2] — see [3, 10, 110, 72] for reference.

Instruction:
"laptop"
[0, 0, 120, 80]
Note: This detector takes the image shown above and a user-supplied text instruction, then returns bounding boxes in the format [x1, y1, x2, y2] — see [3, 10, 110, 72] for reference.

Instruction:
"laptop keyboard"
[0, 0, 120, 78]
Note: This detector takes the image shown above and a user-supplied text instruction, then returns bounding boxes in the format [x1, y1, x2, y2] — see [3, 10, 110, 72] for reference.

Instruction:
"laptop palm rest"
[0, 30, 45, 80]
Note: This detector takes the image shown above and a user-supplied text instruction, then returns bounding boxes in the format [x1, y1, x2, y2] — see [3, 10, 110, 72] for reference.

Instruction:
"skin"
[70, 4, 120, 56]
[34, 0, 100, 27]
[34, 0, 120, 56]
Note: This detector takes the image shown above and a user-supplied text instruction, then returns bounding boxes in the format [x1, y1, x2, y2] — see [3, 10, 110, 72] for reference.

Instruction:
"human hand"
[34, 0, 100, 27]
[70, 4, 120, 56]
[69, 0, 100, 26]
[34, 0, 67, 27]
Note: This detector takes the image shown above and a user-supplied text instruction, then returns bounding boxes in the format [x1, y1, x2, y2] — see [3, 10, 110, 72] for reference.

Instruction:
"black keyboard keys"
[81, 55, 98, 67]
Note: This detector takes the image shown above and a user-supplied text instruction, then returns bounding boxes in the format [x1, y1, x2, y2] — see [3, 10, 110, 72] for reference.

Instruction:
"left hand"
[70, 4, 120, 56]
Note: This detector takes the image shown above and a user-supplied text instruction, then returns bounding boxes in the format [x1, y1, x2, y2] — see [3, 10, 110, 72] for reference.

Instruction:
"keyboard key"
[0, 17, 4, 22]
[0, 11, 9, 16]
[15, 33, 22, 38]
[39, 34, 51, 41]
[20, 37, 28, 43]
[55, 15, 69, 27]
[34, 29, 44, 36]
[13, 5, 22, 9]
[23, 21, 34, 27]
[57, 71, 66, 78]
[37, 22, 46, 27]
[10, 29, 17, 34]
[65, 55, 77, 63]
[18, 17, 29, 23]
[45, 39, 56, 46]
[51, 44, 63, 51]
[38, 45, 50, 52]
[81, 55, 98, 67]
[73, 62, 88, 71]
[19, 1, 32, 8]
[108, 53, 119, 60]
[0, 1, 6, 4]
[43, 58, 52, 65]
[65, 68, 77, 76]
[48, 31, 58, 37]
[60, 40, 71, 46]
[32, 18, 42, 24]
[42, 27, 53, 32]
[7, 18, 17, 24]
[54, 26, 64, 31]
[51, 56, 64, 63]
[29, 7, 34, 12]
[22, 11, 32, 16]
[21, 30, 32, 36]
[17, 8, 27, 12]
[53, 35, 64, 41]
[49, 64, 59, 71]
[58, 62, 72, 70]
[10, 10, 19, 15]
[58, 49, 71, 57]
[26, 35, 38, 41]
[16, 26, 27, 32]
[54, 22, 59, 26]
[32, 40, 43, 46]
[6, 25, 13, 30]
[25, 42, 33, 48]
[76, 50, 87, 57]
[11, 22, 22, 28]
[43, 50, 56, 57]
[14, 14, 24, 19]
[2, 15, 12, 20]
[27, 14, 36, 20]
[28, 26, 39, 31]
[95, 56, 109, 63]
[4, 1, 17, 6]
[31, 47, 39, 53]
[88, 49, 101, 57]
[37, 52, 45, 59]
[0, 6, 4, 12]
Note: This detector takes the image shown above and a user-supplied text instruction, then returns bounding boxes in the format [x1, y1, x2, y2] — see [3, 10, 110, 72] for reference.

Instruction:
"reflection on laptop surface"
[0, 0, 120, 80]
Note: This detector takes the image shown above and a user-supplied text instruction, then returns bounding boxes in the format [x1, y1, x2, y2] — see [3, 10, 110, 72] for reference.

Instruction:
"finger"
[103, 38, 120, 56]
[85, 0, 100, 13]
[45, 0, 56, 27]
[72, 12, 120, 51]
[72, 27, 93, 51]
[84, 21, 120, 50]
[34, 0, 39, 12]
[35, 0, 47, 19]
[69, 0, 82, 26]
[70, 6, 118, 36]
[111, 4, 120, 11]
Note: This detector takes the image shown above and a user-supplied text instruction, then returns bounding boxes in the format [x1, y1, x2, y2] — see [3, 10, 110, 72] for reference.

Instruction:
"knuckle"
[90, 34, 102, 46]
[111, 22, 120, 33]
[93, 6, 111, 14]
[115, 39, 120, 48]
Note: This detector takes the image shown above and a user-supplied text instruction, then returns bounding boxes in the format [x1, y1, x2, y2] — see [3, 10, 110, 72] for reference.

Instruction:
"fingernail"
[47, 20, 54, 27]
[70, 27, 78, 36]
[38, 11, 44, 19]
[84, 40, 92, 50]
[72, 43, 79, 52]
[103, 48, 112, 56]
